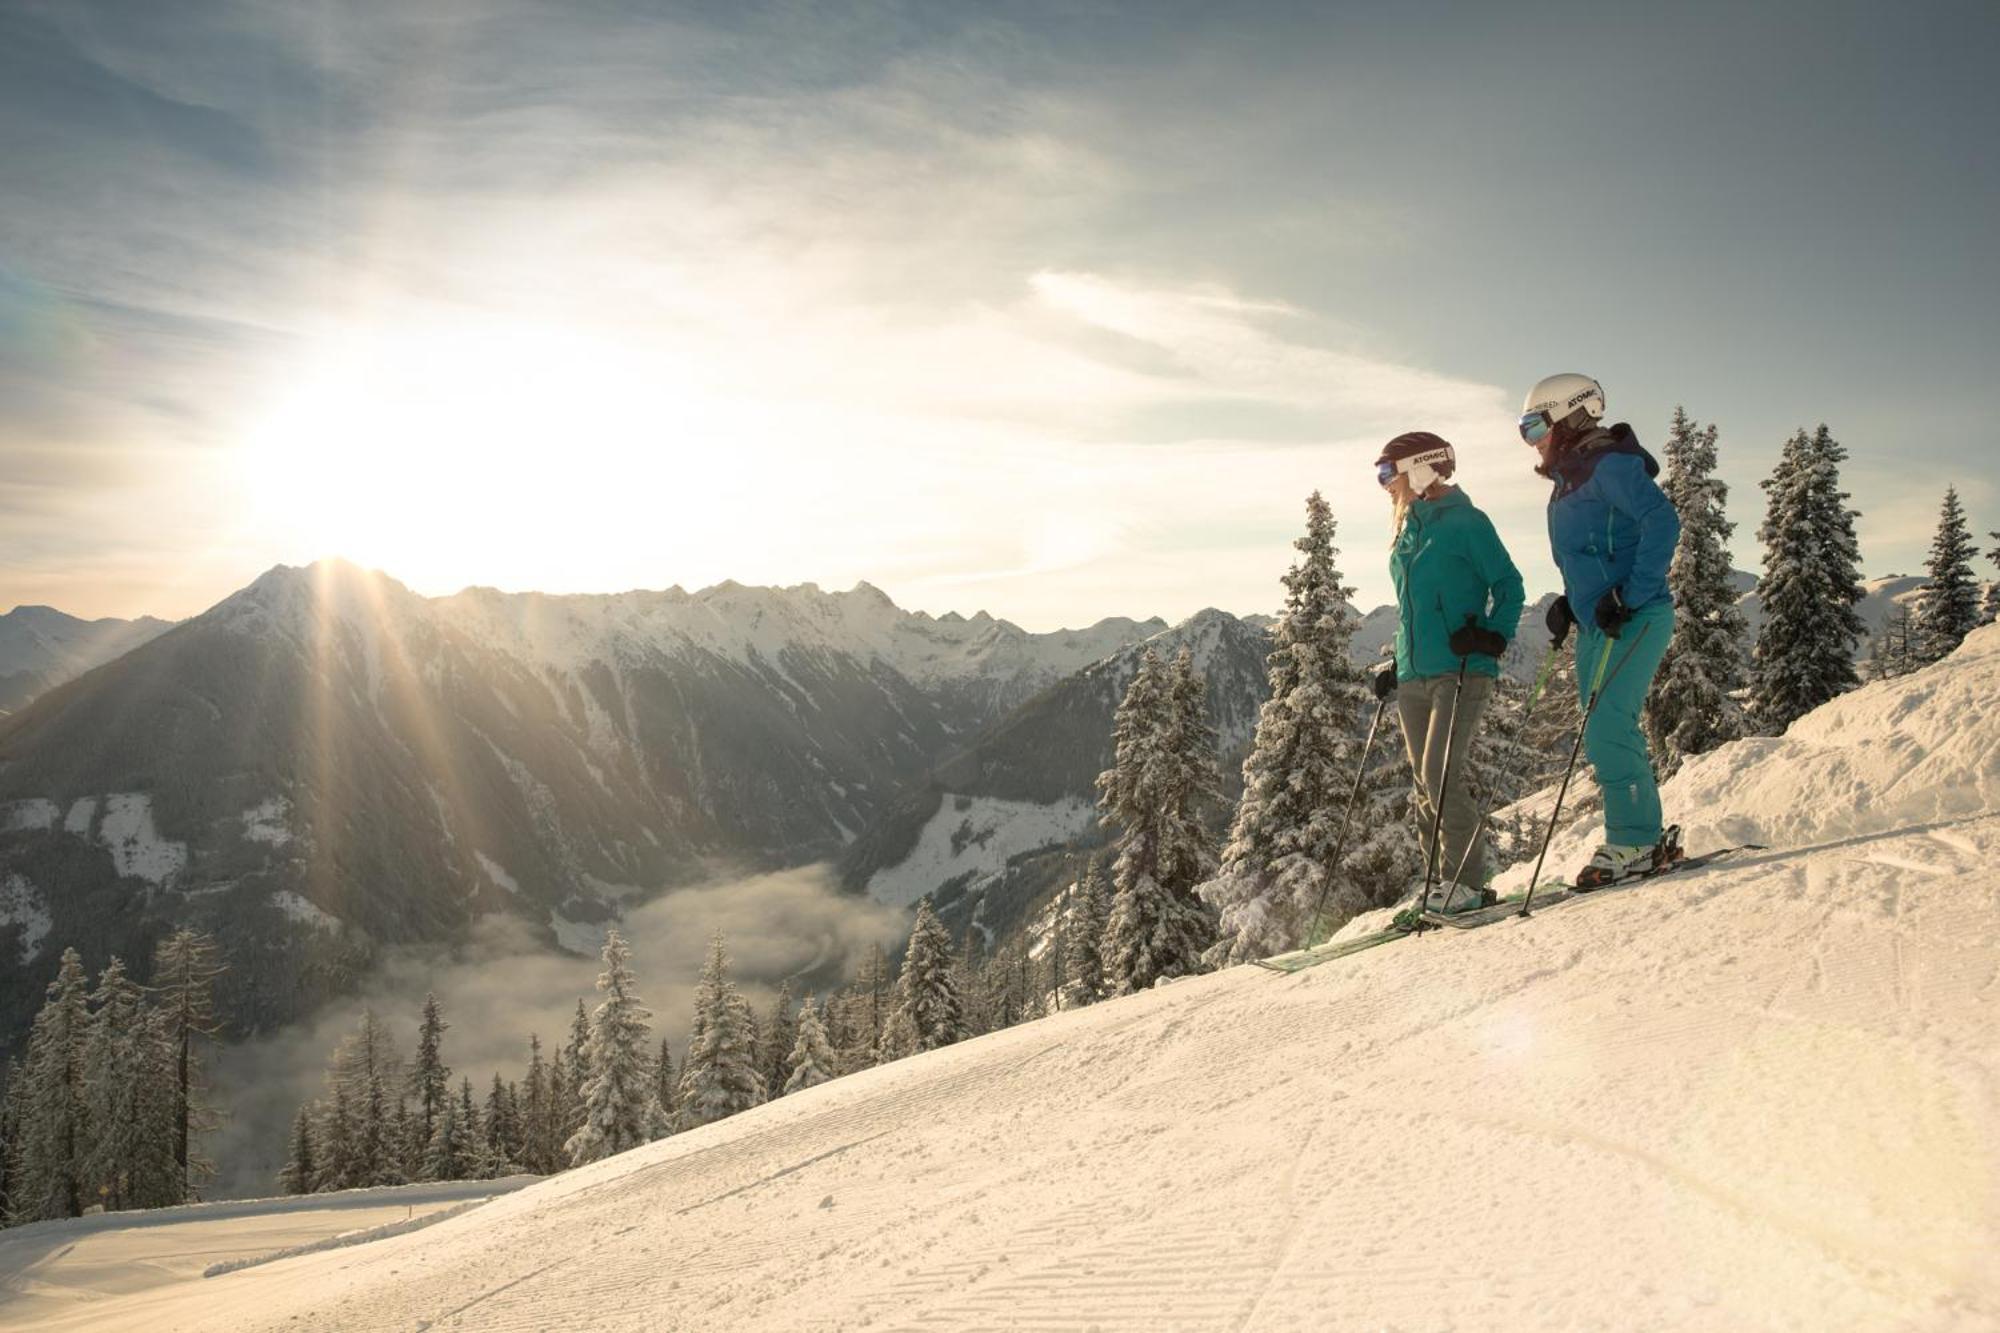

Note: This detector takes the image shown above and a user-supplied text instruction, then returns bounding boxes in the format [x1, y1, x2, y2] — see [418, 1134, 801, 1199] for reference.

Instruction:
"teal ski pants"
[1574, 601, 1674, 847]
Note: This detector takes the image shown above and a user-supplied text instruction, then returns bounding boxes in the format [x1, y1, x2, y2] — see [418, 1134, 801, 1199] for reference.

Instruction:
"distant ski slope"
[19, 632, 2000, 1332]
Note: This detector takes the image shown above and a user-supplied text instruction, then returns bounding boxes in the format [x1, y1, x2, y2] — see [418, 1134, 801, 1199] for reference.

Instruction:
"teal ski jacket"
[1389, 489, 1526, 681]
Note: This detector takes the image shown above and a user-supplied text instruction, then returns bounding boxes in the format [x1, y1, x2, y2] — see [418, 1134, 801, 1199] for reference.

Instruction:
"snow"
[0, 1179, 533, 1331]
[62, 797, 97, 835]
[475, 851, 521, 895]
[0, 871, 51, 962]
[1494, 620, 2000, 893]
[866, 793, 1098, 909]
[1, 797, 59, 832]
[95, 793, 187, 885]
[17, 632, 2000, 1332]
[239, 797, 292, 846]
[270, 890, 340, 932]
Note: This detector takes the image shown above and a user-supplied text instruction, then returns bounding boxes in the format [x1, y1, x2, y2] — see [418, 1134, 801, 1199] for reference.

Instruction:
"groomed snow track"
[29, 632, 2000, 1332]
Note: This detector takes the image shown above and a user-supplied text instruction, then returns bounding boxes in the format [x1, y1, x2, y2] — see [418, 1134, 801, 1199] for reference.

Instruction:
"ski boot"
[1573, 825, 1684, 891]
[1422, 880, 1498, 915]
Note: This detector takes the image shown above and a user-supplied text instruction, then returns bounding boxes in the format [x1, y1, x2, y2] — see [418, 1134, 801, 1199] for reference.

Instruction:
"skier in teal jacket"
[1519, 373, 1683, 888]
[1373, 431, 1525, 911]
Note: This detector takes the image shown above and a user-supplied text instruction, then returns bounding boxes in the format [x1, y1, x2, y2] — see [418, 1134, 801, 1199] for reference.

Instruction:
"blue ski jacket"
[1389, 488, 1526, 681]
[1545, 424, 1681, 615]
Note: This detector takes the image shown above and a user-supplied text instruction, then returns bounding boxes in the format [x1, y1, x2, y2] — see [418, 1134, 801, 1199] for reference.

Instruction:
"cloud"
[208, 864, 906, 1199]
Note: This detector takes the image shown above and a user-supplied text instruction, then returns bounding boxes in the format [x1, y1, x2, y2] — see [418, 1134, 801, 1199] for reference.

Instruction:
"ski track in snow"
[25, 626, 2000, 1333]
[52, 819, 1998, 1332]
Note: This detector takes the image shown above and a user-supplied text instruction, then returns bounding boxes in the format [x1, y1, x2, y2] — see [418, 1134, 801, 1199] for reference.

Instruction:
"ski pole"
[1419, 644, 1474, 915]
[1519, 621, 1655, 917]
[1444, 642, 1561, 889]
[1298, 689, 1393, 950]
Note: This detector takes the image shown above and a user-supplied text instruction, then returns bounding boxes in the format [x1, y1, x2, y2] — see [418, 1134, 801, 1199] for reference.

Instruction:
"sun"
[238, 321, 746, 590]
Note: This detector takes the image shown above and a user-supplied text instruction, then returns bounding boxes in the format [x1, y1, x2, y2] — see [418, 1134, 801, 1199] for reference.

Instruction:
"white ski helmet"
[1376, 431, 1456, 493]
[1519, 373, 1606, 443]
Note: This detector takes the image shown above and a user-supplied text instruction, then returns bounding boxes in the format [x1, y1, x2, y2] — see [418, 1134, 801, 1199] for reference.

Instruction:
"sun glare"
[240, 322, 751, 590]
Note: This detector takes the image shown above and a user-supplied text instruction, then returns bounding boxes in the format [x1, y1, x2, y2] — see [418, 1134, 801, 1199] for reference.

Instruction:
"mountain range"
[0, 561, 1936, 1046]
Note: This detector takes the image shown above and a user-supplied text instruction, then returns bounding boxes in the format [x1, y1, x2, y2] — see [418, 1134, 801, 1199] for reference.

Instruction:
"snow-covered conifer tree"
[1914, 486, 1980, 663]
[14, 949, 93, 1220]
[760, 981, 797, 1099]
[328, 1009, 403, 1187]
[150, 928, 224, 1202]
[1099, 646, 1220, 994]
[279, 1105, 317, 1194]
[561, 999, 590, 1141]
[1061, 859, 1111, 1006]
[1645, 407, 1748, 772]
[422, 1089, 470, 1182]
[84, 958, 176, 1210]
[888, 899, 966, 1055]
[952, 932, 989, 1037]
[519, 1035, 556, 1173]
[483, 1073, 518, 1171]
[316, 1086, 358, 1192]
[653, 1036, 676, 1131]
[0, 1058, 25, 1222]
[783, 998, 836, 1095]
[676, 934, 766, 1131]
[1749, 425, 1866, 734]
[409, 992, 451, 1148]
[566, 929, 663, 1166]
[1198, 492, 1372, 961]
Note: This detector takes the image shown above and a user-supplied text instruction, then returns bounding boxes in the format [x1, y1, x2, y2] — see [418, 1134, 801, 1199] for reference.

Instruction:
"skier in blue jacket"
[1519, 374, 1682, 888]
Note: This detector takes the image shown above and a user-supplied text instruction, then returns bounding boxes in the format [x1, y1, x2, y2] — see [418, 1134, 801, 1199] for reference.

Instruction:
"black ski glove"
[1448, 619, 1508, 660]
[1370, 660, 1398, 701]
[1595, 586, 1634, 637]
[1546, 595, 1575, 650]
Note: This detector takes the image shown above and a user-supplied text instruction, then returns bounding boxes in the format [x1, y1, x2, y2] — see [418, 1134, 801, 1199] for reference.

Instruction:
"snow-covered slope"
[45, 632, 2000, 1330]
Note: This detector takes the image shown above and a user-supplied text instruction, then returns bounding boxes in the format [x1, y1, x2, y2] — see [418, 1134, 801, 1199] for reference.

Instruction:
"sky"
[3, 0, 1996, 631]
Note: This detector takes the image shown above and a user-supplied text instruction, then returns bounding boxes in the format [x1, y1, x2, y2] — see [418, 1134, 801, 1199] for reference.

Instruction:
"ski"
[1254, 924, 1411, 973]
[1417, 842, 1764, 931]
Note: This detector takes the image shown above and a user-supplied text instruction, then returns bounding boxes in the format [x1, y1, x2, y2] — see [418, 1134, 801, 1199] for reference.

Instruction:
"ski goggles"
[1375, 460, 1400, 487]
[1518, 410, 1554, 444]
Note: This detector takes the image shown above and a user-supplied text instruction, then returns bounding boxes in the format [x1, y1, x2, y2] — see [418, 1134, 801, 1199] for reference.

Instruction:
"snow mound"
[1502, 621, 2000, 892]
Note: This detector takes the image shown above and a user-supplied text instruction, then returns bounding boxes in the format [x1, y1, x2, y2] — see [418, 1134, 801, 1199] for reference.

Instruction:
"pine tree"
[0, 1058, 25, 1223]
[519, 1035, 560, 1174]
[409, 992, 451, 1148]
[316, 1087, 358, 1191]
[653, 1037, 676, 1131]
[1062, 860, 1111, 1006]
[422, 1089, 470, 1182]
[150, 928, 224, 1203]
[328, 1010, 404, 1187]
[14, 948, 93, 1220]
[676, 934, 766, 1131]
[1644, 407, 1748, 773]
[1914, 486, 1980, 663]
[1199, 491, 1373, 960]
[561, 998, 590, 1142]
[566, 929, 664, 1166]
[1749, 425, 1866, 734]
[952, 932, 989, 1037]
[83, 958, 176, 1211]
[279, 1106, 317, 1195]
[1867, 606, 1919, 681]
[1099, 646, 1221, 994]
[760, 981, 797, 1100]
[836, 945, 891, 1073]
[483, 1073, 518, 1171]
[783, 998, 837, 1094]
[887, 900, 966, 1055]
